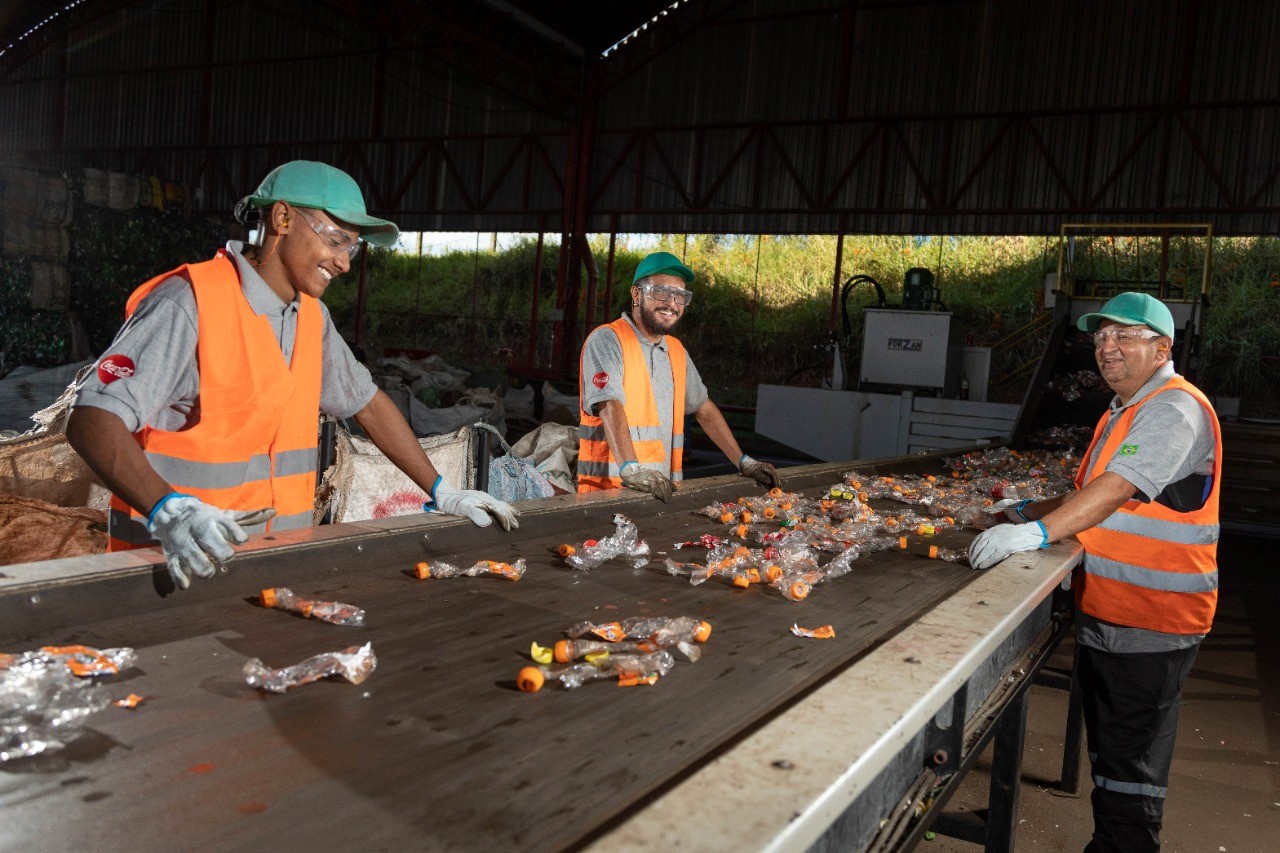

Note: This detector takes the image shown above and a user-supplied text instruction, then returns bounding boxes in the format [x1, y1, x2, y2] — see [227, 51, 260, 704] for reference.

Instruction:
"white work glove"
[967, 520, 1049, 570]
[739, 454, 781, 490]
[146, 494, 275, 590]
[983, 498, 1034, 524]
[620, 461, 674, 502]
[429, 479, 519, 530]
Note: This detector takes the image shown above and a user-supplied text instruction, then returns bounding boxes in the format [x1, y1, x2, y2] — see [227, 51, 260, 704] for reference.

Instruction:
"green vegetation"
[5, 207, 1278, 419]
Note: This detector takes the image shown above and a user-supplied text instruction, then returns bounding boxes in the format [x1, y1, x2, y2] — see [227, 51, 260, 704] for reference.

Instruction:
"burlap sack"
[0, 493, 106, 565]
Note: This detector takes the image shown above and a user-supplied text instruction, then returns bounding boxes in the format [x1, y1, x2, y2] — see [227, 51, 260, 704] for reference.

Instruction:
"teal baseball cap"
[1077, 292, 1175, 339]
[633, 251, 694, 285]
[236, 161, 400, 247]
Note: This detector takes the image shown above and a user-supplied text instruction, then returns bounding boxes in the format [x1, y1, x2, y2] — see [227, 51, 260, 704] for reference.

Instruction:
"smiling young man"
[967, 292, 1221, 852]
[576, 251, 780, 500]
[68, 161, 517, 591]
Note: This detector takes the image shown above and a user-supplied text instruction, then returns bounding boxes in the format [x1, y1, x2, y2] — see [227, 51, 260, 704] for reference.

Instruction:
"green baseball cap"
[1077, 292, 1175, 339]
[237, 161, 400, 247]
[633, 251, 694, 285]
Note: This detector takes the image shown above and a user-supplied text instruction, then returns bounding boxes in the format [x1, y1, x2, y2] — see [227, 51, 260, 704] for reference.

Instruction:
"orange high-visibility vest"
[107, 251, 323, 551]
[578, 317, 688, 492]
[1073, 375, 1222, 634]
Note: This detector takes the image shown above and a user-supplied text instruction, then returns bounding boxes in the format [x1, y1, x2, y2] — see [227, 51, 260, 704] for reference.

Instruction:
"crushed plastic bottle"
[1, 649, 116, 761]
[542, 650, 676, 689]
[259, 588, 366, 627]
[564, 515, 651, 570]
[243, 642, 376, 693]
[414, 558, 526, 581]
[565, 615, 711, 645]
[561, 616, 710, 662]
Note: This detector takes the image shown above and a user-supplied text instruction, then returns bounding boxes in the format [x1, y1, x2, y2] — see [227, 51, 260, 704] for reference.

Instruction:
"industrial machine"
[829, 267, 962, 397]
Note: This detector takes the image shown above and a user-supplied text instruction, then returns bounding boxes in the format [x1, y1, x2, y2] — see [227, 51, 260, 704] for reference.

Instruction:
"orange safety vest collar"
[578, 316, 688, 492]
[1073, 375, 1222, 635]
[107, 251, 323, 551]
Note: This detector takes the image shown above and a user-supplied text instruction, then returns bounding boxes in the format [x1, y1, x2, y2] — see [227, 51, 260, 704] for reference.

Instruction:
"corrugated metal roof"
[1, 0, 1278, 234]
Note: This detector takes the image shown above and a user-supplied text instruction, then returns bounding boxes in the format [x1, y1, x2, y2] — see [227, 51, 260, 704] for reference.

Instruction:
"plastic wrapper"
[243, 642, 377, 693]
[791, 624, 836, 639]
[259, 587, 366, 626]
[37, 645, 138, 677]
[564, 515, 650, 570]
[672, 533, 727, 550]
[542, 650, 676, 690]
[1, 650, 114, 761]
[415, 558, 526, 581]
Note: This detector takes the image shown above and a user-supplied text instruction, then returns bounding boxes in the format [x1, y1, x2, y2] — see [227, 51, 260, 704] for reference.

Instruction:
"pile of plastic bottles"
[517, 616, 711, 691]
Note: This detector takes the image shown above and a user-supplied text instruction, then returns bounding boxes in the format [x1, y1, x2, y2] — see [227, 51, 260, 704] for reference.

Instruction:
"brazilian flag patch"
[1119, 444, 1139, 456]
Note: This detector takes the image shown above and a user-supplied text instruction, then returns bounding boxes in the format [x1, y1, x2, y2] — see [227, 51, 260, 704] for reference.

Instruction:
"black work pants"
[1078, 643, 1200, 853]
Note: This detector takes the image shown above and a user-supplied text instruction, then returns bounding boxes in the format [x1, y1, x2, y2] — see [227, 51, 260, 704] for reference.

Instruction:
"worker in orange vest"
[67, 161, 517, 591]
[969, 292, 1221, 853]
[577, 251, 780, 500]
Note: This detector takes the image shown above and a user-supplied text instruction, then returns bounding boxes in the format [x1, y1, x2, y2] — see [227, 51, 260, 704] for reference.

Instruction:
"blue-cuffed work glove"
[146, 494, 275, 589]
[619, 461, 674, 502]
[967, 520, 1049, 569]
[982, 498, 1034, 524]
[428, 480, 519, 530]
[739, 454, 781, 490]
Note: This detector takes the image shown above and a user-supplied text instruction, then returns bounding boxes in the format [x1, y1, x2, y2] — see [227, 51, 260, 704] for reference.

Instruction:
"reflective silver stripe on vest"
[577, 460, 614, 478]
[274, 448, 318, 478]
[579, 423, 606, 441]
[1096, 512, 1219, 545]
[146, 452, 271, 490]
[671, 470, 683, 482]
[1092, 773, 1167, 798]
[1085, 553, 1218, 593]
[108, 508, 157, 545]
[672, 433, 685, 448]
[629, 425, 666, 442]
[270, 510, 313, 531]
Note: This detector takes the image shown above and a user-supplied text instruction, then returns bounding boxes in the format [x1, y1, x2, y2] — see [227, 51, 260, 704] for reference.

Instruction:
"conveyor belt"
[0, 455, 1075, 852]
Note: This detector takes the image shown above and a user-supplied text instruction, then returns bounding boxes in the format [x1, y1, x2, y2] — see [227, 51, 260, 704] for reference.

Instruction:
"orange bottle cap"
[694, 621, 712, 642]
[554, 639, 573, 663]
[260, 589, 278, 607]
[517, 666, 544, 692]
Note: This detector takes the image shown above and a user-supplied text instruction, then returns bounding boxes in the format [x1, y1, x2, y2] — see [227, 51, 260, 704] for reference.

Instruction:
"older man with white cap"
[969, 291, 1221, 852]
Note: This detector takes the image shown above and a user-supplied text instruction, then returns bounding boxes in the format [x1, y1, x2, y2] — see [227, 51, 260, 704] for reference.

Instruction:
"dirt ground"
[928, 533, 1280, 853]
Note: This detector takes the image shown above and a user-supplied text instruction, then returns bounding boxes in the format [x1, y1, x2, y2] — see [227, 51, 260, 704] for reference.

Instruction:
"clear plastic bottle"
[414, 559, 526, 581]
[564, 515, 651, 570]
[564, 615, 711, 645]
[259, 588, 366, 627]
[243, 642, 376, 693]
[545, 649, 676, 690]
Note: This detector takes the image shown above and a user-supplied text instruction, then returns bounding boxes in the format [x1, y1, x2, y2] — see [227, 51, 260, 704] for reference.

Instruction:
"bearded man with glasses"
[968, 291, 1221, 853]
[577, 251, 780, 501]
[68, 161, 517, 592]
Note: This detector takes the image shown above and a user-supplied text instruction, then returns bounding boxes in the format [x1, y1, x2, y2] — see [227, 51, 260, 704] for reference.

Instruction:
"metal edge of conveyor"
[582, 542, 1083, 853]
[855, 588, 1074, 852]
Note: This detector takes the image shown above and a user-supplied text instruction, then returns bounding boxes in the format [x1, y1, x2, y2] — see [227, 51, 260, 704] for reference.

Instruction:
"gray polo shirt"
[72, 242, 376, 433]
[580, 312, 709, 476]
[1076, 361, 1218, 653]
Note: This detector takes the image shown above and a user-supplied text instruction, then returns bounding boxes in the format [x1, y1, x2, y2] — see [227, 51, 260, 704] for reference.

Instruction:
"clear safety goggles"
[640, 283, 693, 307]
[1091, 328, 1161, 347]
[296, 208, 362, 260]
